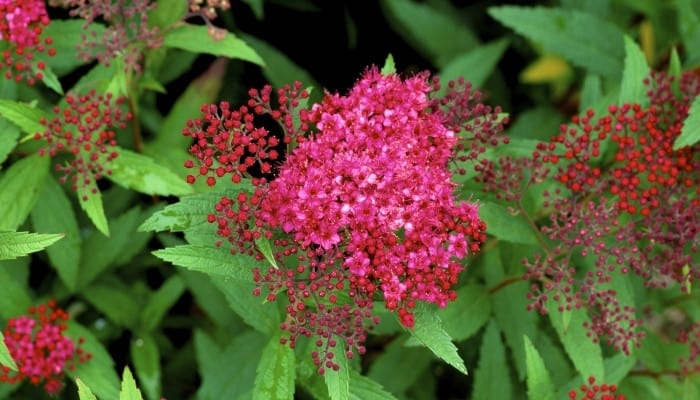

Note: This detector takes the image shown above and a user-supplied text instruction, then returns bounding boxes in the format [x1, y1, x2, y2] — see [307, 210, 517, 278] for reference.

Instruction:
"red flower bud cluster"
[35, 90, 132, 200]
[568, 376, 626, 400]
[0, 300, 90, 395]
[0, 0, 56, 84]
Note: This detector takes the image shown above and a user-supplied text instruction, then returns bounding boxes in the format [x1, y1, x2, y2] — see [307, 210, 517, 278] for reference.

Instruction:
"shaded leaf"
[66, 322, 121, 400]
[163, 24, 263, 66]
[212, 278, 281, 335]
[240, 34, 319, 90]
[130, 334, 161, 400]
[477, 202, 539, 245]
[140, 275, 186, 331]
[348, 370, 398, 400]
[30, 178, 81, 290]
[0, 154, 49, 231]
[437, 283, 491, 342]
[367, 335, 432, 395]
[0, 119, 20, 165]
[472, 320, 512, 400]
[438, 38, 510, 90]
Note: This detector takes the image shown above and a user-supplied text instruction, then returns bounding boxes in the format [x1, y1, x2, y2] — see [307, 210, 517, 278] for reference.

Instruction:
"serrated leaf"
[523, 335, 555, 400]
[0, 153, 49, 230]
[31, 178, 81, 290]
[138, 192, 221, 233]
[0, 100, 51, 135]
[130, 334, 161, 400]
[253, 332, 295, 400]
[438, 38, 509, 90]
[619, 36, 651, 105]
[255, 237, 279, 269]
[0, 119, 20, 165]
[140, 275, 186, 331]
[324, 346, 350, 400]
[77, 180, 110, 236]
[0, 332, 17, 371]
[36, 63, 64, 95]
[77, 379, 98, 400]
[120, 367, 145, 400]
[676, 95, 700, 149]
[153, 245, 256, 280]
[66, 322, 121, 400]
[437, 284, 491, 342]
[489, 6, 624, 78]
[163, 24, 263, 66]
[477, 202, 539, 245]
[472, 320, 512, 400]
[408, 302, 467, 375]
[348, 370, 398, 400]
[547, 298, 604, 380]
[381, 0, 479, 67]
[0, 231, 63, 260]
[381, 54, 396, 75]
[108, 148, 193, 197]
[213, 278, 281, 335]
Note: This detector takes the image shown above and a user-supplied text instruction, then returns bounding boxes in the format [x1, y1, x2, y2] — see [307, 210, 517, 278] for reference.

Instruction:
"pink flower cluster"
[185, 68, 500, 372]
[258, 69, 486, 324]
[0, 0, 55, 84]
[0, 300, 90, 395]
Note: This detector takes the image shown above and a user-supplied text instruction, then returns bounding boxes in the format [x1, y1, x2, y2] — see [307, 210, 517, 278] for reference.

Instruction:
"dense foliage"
[1, 1, 699, 399]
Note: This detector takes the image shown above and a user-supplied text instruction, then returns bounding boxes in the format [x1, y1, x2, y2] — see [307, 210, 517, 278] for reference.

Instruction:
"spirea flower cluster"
[477, 70, 700, 355]
[184, 68, 503, 373]
[0, 300, 90, 395]
[0, 0, 55, 84]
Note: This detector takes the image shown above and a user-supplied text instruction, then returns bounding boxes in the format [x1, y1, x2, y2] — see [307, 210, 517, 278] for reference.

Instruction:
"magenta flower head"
[184, 67, 502, 373]
[0, 300, 90, 395]
[0, 0, 56, 84]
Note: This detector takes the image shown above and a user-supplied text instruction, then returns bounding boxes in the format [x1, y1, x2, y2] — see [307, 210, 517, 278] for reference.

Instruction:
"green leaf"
[255, 237, 279, 269]
[77, 379, 98, 400]
[130, 334, 161, 400]
[0, 118, 20, 165]
[580, 74, 603, 112]
[0, 231, 63, 260]
[437, 283, 491, 342]
[239, 34, 319, 91]
[163, 24, 264, 66]
[678, 0, 700, 67]
[66, 322, 121, 400]
[30, 178, 81, 290]
[676, 95, 700, 149]
[120, 367, 145, 400]
[0, 332, 17, 371]
[381, 54, 396, 75]
[471, 320, 512, 400]
[348, 370, 398, 400]
[408, 302, 467, 375]
[0, 100, 51, 135]
[43, 20, 97, 75]
[324, 346, 350, 400]
[523, 335, 555, 400]
[195, 329, 267, 399]
[82, 283, 141, 328]
[438, 38, 510, 90]
[367, 335, 432, 395]
[253, 332, 296, 400]
[140, 275, 186, 331]
[108, 148, 193, 197]
[0, 154, 49, 230]
[488, 6, 625, 78]
[153, 245, 256, 280]
[0, 259, 32, 318]
[618, 36, 651, 105]
[77, 180, 110, 236]
[381, 0, 479, 67]
[477, 202, 539, 245]
[148, 0, 187, 28]
[669, 47, 682, 98]
[213, 278, 281, 335]
[37, 63, 64, 95]
[547, 299, 604, 380]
